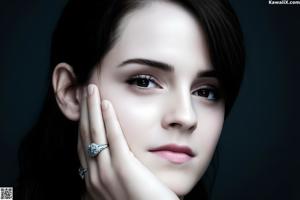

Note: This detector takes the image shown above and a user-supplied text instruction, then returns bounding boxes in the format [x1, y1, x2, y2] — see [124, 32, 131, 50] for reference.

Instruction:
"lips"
[149, 144, 195, 164]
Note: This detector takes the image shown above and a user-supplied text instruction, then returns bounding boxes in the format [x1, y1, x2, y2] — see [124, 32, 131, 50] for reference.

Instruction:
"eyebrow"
[118, 58, 174, 72]
[117, 58, 218, 78]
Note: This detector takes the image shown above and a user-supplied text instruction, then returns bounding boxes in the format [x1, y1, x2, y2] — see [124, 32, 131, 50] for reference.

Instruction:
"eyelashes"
[126, 74, 220, 101]
[126, 74, 162, 89]
[192, 87, 220, 101]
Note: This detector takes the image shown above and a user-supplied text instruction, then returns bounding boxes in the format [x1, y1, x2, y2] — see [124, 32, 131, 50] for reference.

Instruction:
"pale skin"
[52, 1, 225, 200]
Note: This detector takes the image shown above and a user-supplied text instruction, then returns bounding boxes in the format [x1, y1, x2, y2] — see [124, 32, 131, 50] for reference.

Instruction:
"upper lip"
[149, 144, 195, 157]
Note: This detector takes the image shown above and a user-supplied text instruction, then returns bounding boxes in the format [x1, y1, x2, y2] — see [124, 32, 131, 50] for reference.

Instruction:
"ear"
[52, 62, 82, 121]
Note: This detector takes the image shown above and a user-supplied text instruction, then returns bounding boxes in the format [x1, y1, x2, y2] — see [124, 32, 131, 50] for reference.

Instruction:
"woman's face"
[88, 1, 225, 196]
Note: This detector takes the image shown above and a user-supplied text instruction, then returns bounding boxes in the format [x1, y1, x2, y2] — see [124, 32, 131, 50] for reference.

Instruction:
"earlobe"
[52, 62, 81, 121]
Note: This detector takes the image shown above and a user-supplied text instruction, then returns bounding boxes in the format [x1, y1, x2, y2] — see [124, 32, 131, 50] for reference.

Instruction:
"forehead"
[106, 1, 212, 72]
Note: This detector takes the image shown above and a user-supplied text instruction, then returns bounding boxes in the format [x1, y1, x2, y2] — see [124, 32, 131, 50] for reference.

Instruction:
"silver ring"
[78, 166, 87, 179]
[87, 143, 108, 157]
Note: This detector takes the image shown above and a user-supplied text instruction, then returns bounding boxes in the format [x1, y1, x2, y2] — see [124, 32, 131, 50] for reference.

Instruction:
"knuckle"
[113, 162, 127, 179]
[79, 125, 87, 135]
[90, 126, 97, 136]
[113, 166, 122, 178]
[85, 184, 94, 197]
[99, 168, 111, 185]
[85, 180, 94, 194]
[88, 173, 101, 190]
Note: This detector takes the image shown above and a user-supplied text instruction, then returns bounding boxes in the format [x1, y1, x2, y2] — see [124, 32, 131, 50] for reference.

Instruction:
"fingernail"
[102, 100, 109, 110]
[88, 84, 94, 96]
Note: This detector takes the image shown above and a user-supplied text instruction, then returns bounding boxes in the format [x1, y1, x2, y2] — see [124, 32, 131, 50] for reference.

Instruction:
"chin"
[171, 181, 196, 196]
[159, 172, 200, 196]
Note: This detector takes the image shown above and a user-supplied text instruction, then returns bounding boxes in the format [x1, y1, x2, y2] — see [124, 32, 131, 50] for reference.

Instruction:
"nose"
[162, 92, 197, 133]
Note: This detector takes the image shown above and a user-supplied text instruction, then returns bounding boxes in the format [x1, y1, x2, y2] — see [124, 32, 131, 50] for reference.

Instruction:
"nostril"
[189, 124, 197, 132]
[169, 122, 197, 132]
[170, 123, 181, 128]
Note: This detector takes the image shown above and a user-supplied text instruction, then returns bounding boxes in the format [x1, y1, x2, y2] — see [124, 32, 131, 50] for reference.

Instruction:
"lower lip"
[152, 151, 192, 164]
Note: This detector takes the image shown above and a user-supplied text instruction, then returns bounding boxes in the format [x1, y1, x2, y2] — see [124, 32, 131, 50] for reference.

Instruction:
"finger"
[79, 129, 112, 200]
[87, 84, 110, 163]
[78, 133, 91, 186]
[79, 88, 92, 161]
[101, 100, 130, 162]
[80, 86, 112, 200]
[87, 84, 113, 198]
[78, 90, 98, 190]
[87, 84, 108, 146]
[78, 133, 88, 169]
[79, 88, 99, 181]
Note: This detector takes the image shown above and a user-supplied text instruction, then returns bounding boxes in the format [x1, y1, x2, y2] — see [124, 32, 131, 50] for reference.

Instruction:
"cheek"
[100, 88, 162, 148]
[117, 100, 155, 134]
[195, 107, 224, 159]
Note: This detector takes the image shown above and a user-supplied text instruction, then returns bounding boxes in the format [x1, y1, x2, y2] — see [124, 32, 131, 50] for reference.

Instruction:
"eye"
[126, 74, 162, 89]
[192, 87, 220, 101]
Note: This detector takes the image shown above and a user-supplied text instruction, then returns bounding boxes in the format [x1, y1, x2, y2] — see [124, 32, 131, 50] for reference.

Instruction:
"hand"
[77, 84, 179, 200]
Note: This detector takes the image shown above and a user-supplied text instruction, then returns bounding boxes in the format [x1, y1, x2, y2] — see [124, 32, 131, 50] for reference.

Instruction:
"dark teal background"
[0, 0, 299, 199]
